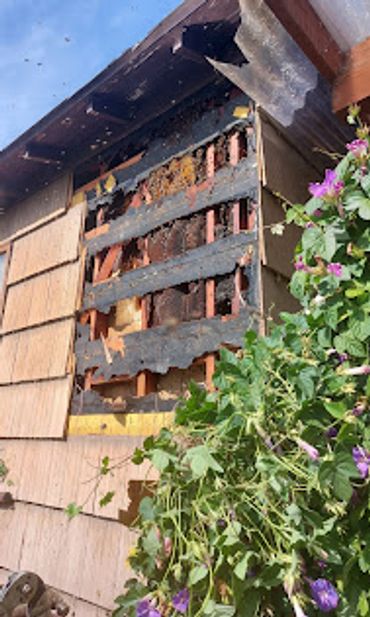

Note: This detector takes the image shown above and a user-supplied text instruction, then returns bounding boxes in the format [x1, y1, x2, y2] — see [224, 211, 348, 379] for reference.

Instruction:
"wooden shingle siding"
[2, 260, 82, 333]
[0, 435, 154, 519]
[7, 203, 84, 284]
[0, 318, 75, 384]
[0, 174, 72, 244]
[0, 502, 134, 608]
[0, 377, 73, 438]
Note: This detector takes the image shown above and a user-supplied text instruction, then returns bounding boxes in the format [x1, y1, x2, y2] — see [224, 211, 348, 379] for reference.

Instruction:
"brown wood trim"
[333, 36, 370, 111]
[0, 243, 11, 320]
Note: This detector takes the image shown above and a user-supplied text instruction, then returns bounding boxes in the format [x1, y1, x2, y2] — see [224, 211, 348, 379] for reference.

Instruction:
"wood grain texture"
[333, 37, 370, 111]
[0, 318, 75, 384]
[68, 412, 174, 437]
[7, 203, 84, 284]
[0, 377, 72, 437]
[0, 174, 72, 244]
[261, 190, 301, 279]
[84, 232, 256, 312]
[262, 266, 300, 323]
[0, 435, 154, 519]
[258, 114, 319, 204]
[2, 260, 82, 333]
[0, 502, 134, 607]
[0, 568, 111, 617]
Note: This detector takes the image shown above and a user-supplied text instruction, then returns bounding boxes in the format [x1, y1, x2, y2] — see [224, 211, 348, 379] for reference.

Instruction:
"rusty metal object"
[0, 571, 69, 617]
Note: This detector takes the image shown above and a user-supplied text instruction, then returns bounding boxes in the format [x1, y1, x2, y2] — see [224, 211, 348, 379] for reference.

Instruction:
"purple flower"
[343, 365, 370, 376]
[352, 403, 365, 417]
[310, 579, 339, 613]
[294, 255, 308, 272]
[325, 426, 338, 439]
[137, 599, 162, 617]
[297, 438, 319, 461]
[346, 138, 368, 158]
[309, 169, 344, 199]
[172, 589, 190, 614]
[313, 209, 322, 217]
[327, 262, 343, 277]
[352, 446, 370, 479]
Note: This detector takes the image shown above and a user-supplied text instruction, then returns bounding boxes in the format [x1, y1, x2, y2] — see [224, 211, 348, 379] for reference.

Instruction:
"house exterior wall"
[0, 94, 312, 613]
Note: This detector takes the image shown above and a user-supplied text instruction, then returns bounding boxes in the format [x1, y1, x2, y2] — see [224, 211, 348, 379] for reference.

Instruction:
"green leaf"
[359, 200, 370, 220]
[142, 528, 161, 557]
[237, 590, 260, 617]
[334, 333, 365, 357]
[345, 190, 370, 220]
[100, 455, 110, 475]
[151, 449, 171, 472]
[324, 400, 347, 419]
[324, 228, 337, 260]
[184, 445, 223, 479]
[297, 366, 316, 400]
[359, 547, 370, 574]
[188, 564, 208, 585]
[234, 552, 254, 580]
[358, 591, 369, 617]
[132, 448, 145, 465]
[65, 502, 82, 519]
[319, 452, 360, 501]
[139, 496, 155, 521]
[99, 491, 115, 508]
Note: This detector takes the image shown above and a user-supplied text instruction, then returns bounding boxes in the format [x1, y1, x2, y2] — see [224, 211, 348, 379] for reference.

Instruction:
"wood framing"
[84, 232, 256, 312]
[86, 156, 257, 257]
[76, 309, 259, 379]
[333, 36, 370, 112]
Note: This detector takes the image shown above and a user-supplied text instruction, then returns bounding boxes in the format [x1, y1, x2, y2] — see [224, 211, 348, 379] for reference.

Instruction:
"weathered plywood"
[261, 190, 301, 279]
[258, 113, 319, 204]
[0, 174, 72, 244]
[0, 502, 134, 608]
[0, 568, 111, 617]
[0, 435, 154, 519]
[0, 318, 74, 384]
[0, 377, 72, 437]
[2, 260, 82, 333]
[7, 204, 84, 284]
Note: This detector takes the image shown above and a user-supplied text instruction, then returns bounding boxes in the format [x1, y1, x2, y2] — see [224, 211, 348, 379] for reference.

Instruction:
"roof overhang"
[0, 0, 242, 209]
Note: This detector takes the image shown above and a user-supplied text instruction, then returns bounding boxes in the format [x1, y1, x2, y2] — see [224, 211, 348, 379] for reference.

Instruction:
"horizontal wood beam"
[76, 309, 260, 380]
[84, 231, 257, 312]
[333, 36, 370, 111]
[86, 94, 132, 125]
[68, 412, 174, 437]
[86, 155, 258, 256]
[22, 143, 62, 165]
[70, 389, 177, 415]
[265, 0, 343, 83]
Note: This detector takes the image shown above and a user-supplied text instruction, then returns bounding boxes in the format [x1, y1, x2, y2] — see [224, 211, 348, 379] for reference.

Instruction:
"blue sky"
[0, 0, 182, 149]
